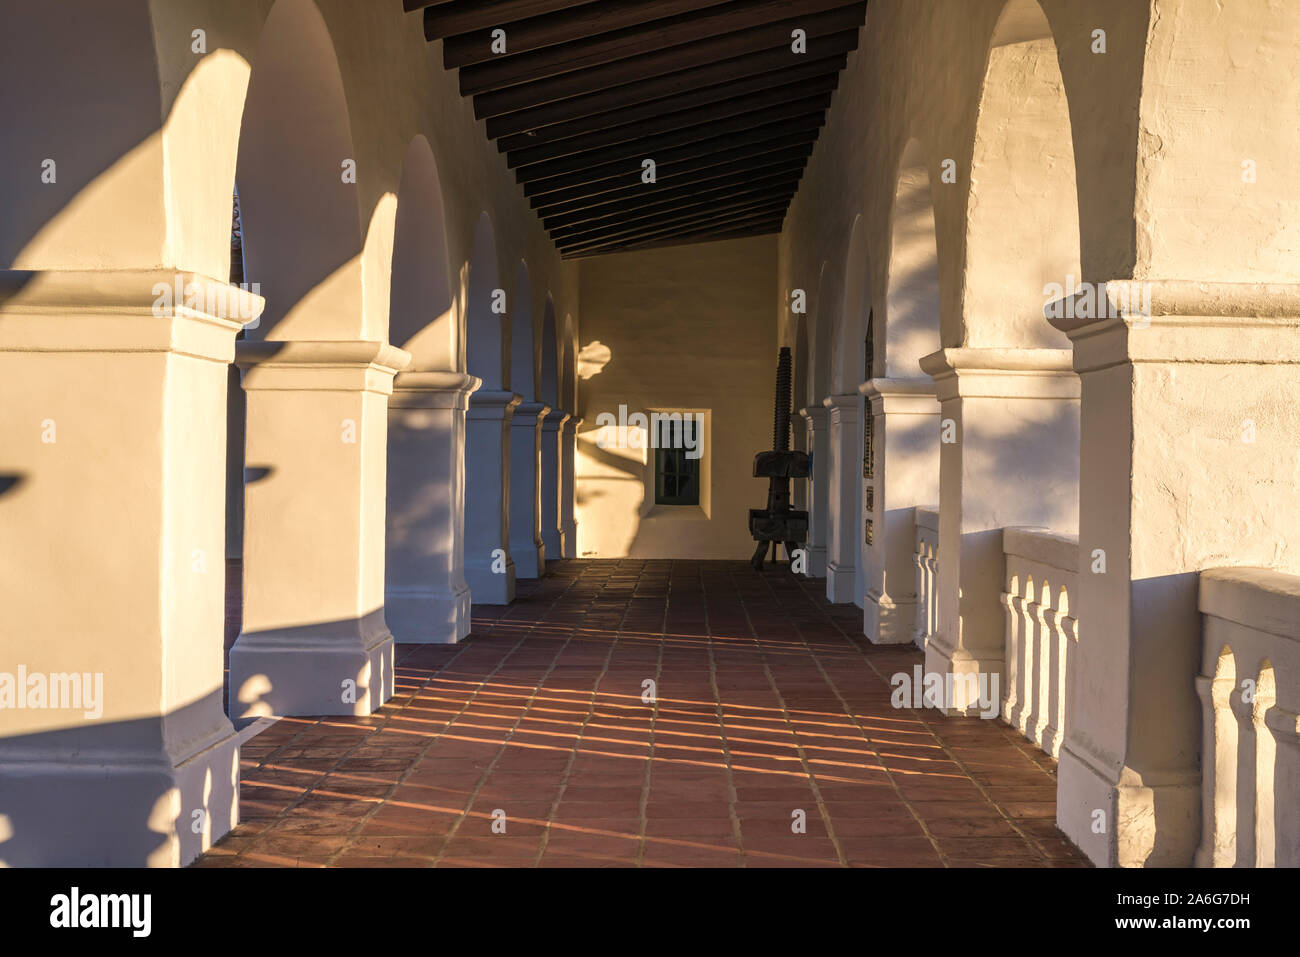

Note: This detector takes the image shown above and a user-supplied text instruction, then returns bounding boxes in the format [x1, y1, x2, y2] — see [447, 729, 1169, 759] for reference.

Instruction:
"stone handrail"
[1196, 567, 1300, 867]
[1001, 526, 1079, 758]
[913, 507, 939, 651]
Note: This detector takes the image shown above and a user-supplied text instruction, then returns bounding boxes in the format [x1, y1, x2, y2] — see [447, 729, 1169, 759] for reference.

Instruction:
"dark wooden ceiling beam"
[470, 6, 865, 117]
[420, 0, 599, 40]
[506, 75, 837, 169]
[542, 169, 804, 233]
[525, 132, 811, 208]
[560, 197, 792, 249]
[458, 0, 863, 95]
[563, 221, 782, 260]
[442, 0, 737, 68]
[539, 170, 806, 237]
[553, 193, 793, 246]
[516, 98, 828, 185]
[535, 164, 800, 226]
[495, 53, 845, 152]
[561, 205, 788, 256]
[483, 34, 856, 138]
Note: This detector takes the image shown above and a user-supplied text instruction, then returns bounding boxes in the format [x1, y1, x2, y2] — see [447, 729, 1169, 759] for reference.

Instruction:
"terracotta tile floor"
[199, 559, 1088, 868]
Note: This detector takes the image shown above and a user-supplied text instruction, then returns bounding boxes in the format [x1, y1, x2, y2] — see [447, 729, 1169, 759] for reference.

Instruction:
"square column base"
[466, 556, 516, 605]
[826, 561, 857, 603]
[802, 543, 828, 578]
[387, 581, 471, 643]
[1056, 742, 1200, 867]
[229, 614, 395, 719]
[864, 590, 917, 645]
[0, 719, 238, 867]
[511, 540, 545, 579]
[923, 638, 1005, 717]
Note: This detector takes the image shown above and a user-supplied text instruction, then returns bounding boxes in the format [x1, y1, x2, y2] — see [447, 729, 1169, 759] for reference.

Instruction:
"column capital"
[236, 339, 411, 394]
[561, 415, 584, 433]
[512, 400, 551, 423]
[542, 408, 572, 430]
[919, 347, 1078, 401]
[822, 392, 860, 411]
[861, 376, 940, 414]
[0, 268, 259, 362]
[468, 389, 522, 420]
[799, 404, 829, 426]
[823, 393, 860, 426]
[1047, 279, 1300, 373]
[391, 370, 481, 409]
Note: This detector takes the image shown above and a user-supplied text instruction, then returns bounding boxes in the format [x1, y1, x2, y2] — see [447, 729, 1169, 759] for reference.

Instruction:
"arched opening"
[226, 0, 405, 722]
[963, 0, 1080, 349]
[466, 212, 503, 388]
[810, 262, 837, 407]
[863, 137, 943, 646]
[540, 299, 559, 410]
[225, 0, 365, 609]
[508, 263, 545, 579]
[389, 135, 455, 370]
[510, 261, 535, 400]
[538, 300, 564, 561]
[884, 139, 942, 374]
[234, 0, 364, 340]
[463, 211, 514, 604]
[384, 134, 472, 642]
[920, 2, 1083, 709]
[790, 310, 809, 510]
[838, 217, 871, 609]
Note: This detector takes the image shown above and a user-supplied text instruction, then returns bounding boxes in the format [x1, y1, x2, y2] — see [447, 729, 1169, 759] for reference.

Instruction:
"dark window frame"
[654, 417, 700, 506]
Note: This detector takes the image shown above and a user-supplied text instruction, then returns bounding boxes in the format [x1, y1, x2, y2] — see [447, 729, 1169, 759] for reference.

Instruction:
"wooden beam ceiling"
[410, 0, 866, 257]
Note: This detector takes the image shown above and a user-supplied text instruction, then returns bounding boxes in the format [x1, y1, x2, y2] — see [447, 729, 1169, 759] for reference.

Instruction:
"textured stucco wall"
[575, 235, 777, 559]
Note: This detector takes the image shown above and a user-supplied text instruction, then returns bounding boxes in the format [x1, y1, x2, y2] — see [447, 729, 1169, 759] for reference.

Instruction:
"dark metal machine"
[748, 346, 811, 570]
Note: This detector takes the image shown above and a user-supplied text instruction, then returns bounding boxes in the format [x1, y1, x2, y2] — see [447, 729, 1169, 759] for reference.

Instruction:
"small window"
[655, 418, 700, 506]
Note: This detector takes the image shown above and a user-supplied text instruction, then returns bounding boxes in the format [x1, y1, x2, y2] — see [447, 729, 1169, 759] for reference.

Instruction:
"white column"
[860, 377, 941, 643]
[541, 408, 570, 560]
[824, 394, 860, 603]
[231, 340, 409, 720]
[1051, 280, 1300, 867]
[386, 371, 480, 643]
[561, 415, 582, 558]
[465, 390, 519, 605]
[0, 270, 256, 865]
[799, 405, 830, 577]
[509, 401, 549, 578]
[918, 348, 1079, 714]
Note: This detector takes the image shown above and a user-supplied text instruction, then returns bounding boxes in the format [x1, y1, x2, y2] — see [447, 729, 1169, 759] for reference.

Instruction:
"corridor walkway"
[198, 561, 1087, 868]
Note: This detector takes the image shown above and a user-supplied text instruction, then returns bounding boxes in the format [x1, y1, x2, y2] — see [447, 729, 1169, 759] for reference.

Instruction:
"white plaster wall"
[575, 236, 777, 559]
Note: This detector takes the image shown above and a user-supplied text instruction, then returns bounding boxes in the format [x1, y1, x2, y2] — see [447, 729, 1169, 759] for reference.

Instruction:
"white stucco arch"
[883, 138, 942, 376]
[389, 135, 456, 369]
[465, 212, 504, 389]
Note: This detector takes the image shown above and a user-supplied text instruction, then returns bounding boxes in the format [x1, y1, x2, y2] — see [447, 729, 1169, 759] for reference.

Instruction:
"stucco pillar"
[0, 270, 258, 865]
[799, 405, 830, 577]
[465, 390, 519, 604]
[860, 377, 941, 644]
[824, 394, 860, 603]
[917, 348, 1079, 713]
[1049, 280, 1300, 868]
[386, 371, 480, 643]
[230, 340, 410, 720]
[561, 415, 582, 558]
[541, 409, 570, 560]
[509, 401, 549, 578]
